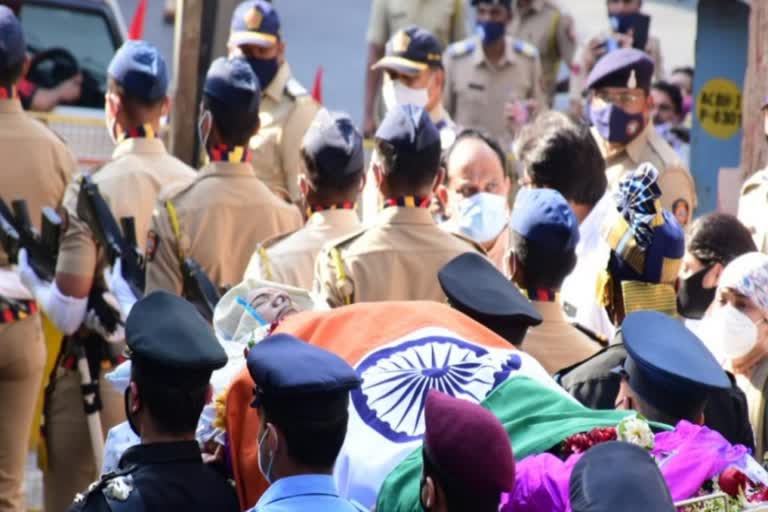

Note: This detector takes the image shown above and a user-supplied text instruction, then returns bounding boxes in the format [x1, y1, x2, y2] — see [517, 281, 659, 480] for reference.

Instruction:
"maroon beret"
[424, 390, 515, 499]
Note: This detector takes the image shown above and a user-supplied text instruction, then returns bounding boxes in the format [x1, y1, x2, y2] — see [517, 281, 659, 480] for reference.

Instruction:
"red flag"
[311, 66, 323, 104]
[128, 0, 148, 40]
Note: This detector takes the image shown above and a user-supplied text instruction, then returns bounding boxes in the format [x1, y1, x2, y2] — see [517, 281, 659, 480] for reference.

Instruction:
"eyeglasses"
[656, 103, 674, 113]
[594, 90, 645, 108]
[608, 0, 637, 5]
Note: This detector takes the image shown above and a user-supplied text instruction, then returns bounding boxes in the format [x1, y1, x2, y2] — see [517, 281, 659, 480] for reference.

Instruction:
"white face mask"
[454, 192, 509, 244]
[257, 427, 275, 484]
[382, 75, 429, 111]
[703, 304, 759, 360]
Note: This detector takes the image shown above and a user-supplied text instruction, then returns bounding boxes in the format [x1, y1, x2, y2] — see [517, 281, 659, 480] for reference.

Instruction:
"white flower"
[617, 414, 654, 450]
[104, 477, 133, 501]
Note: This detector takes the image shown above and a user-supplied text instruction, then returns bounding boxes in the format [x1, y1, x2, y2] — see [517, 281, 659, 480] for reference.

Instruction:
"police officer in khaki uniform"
[373, 26, 457, 151]
[145, 57, 302, 296]
[444, 0, 545, 154]
[19, 41, 196, 512]
[586, 48, 696, 213]
[569, 0, 664, 115]
[738, 98, 768, 253]
[363, 0, 467, 136]
[244, 110, 364, 289]
[507, 188, 602, 374]
[314, 105, 482, 307]
[228, 0, 320, 203]
[508, 0, 577, 105]
[0, 8, 76, 511]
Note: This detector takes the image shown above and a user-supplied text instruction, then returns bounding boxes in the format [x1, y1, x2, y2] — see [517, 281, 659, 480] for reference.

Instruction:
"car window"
[20, 4, 117, 95]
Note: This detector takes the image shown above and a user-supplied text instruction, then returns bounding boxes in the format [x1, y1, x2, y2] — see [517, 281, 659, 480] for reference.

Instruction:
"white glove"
[84, 291, 126, 344]
[104, 258, 139, 319]
[17, 248, 87, 334]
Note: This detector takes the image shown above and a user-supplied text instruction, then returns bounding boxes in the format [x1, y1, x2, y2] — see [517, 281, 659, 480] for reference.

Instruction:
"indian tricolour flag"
[225, 301, 559, 509]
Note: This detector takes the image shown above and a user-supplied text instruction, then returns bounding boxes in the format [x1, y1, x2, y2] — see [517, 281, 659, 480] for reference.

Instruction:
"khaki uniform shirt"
[244, 209, 361, 290]
[593, 124, 697, 212]
[508, 0, 576, 103]
[520, 300, 603, 375]
[366, 0, 467, 47]
[144, 160, 302, 295]
[56, 138, 195, 283]
[444, 35, 545, 153]
[314, 206, 483, 307]
[737, 169, 768, 253]
[570, 32, 664, 104]
[0, 99, 76, 268]
[249, 62, 320, 203]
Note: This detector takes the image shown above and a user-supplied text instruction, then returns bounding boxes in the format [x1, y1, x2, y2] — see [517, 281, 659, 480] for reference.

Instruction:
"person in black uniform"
[67, 291, 240, 512]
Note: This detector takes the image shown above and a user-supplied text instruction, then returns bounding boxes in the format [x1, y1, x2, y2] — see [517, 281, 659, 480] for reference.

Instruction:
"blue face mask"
[455, 192, 509, 244]
[476, 20, 506, 45]
[246, 57, 279, 89]
[589, 103, 646, 144]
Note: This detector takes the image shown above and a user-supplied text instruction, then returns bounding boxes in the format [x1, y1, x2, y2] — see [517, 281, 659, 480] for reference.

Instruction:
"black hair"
[107, 77, 166, 124]
[686, 213, 757, 267]
[443, 129, 509, 179]
[131, 362, 210, 436]
[652, 81, 684, 116]
[515, 111, 607, 207]
[627, 381, 706, 426]
[509, 230, 577, 290]
[0, 57, 24, 89]
[671, 66, 694, 80]
[202, 94, 260, 146]
[422, 449, 501, 512]
[300, 147, 364, 198]
[374, 137, 441, 191]
[262, 393, 349, 469]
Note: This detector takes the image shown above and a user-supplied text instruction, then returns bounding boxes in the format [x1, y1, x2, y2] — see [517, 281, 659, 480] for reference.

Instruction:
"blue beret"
[126, 291, 227, 375]
[373, 26, 443, 76]
[302, 109, 364, 184]
[439, 253, 542, 344]
[229, 0, 280, 48]
[620, 311, 730, 416]
[108, 41, 168, 102]
[587, 48, 655, 92]
[375, 104, 441, 157]
[570, 442, 675, 512]
[247, 334, 360, 407]
[0, 6, 24, 71]
[510, 188, 580, 253]
[204, 57, 260, 113]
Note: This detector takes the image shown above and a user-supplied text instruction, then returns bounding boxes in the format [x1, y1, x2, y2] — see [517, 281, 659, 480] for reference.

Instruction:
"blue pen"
[236, 296, 268, 326]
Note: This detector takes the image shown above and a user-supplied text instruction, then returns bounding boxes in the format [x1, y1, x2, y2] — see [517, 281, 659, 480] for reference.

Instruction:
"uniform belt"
[0, 298, 37, 324]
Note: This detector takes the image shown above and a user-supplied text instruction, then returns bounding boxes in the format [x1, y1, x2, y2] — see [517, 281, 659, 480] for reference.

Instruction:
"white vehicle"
[20, 0, 127, 170]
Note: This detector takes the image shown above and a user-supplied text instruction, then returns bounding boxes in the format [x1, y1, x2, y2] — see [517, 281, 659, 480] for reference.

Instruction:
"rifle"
[75, 175, 144, 297]
[0, 199, 20, 263]
[11, 200, 61, 282]
[181, 258, 221, 322]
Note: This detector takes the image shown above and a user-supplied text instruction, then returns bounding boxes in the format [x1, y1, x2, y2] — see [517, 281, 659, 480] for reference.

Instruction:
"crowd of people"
[2, 0, 768, 511]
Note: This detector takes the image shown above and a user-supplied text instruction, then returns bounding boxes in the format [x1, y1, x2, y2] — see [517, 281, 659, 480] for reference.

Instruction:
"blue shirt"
[248, 475, 366, 512]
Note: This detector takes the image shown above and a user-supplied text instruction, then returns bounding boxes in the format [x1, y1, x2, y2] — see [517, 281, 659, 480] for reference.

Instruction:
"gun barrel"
[11, 200, 32, 233]
[120, 217, 137, 249]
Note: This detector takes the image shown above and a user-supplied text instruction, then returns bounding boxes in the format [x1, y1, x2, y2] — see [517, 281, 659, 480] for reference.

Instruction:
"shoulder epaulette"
[261, 229, 297, 250]
[285, 78, 309, 100]
[72, 464, 139, 508]
[514, 39, 539, 59]
[327, 226, 369, 249]
[742, 171, 768, 196]
[448, 39, 476, 58]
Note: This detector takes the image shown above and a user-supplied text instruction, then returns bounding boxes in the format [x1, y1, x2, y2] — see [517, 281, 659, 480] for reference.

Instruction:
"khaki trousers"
[0, 314, 45, 512]
[43, 365, 124, 512]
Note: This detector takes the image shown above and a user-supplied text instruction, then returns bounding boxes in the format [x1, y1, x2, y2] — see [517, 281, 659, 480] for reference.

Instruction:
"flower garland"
[560, 415, 768, 512]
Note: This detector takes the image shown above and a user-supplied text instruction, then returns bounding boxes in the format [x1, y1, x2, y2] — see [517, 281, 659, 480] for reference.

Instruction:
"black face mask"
[124, 387, 141, 437]
[676, 265, 717, 319]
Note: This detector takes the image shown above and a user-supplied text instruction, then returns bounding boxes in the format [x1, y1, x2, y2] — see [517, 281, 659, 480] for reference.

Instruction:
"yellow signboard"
[696, 78, 742, 140]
